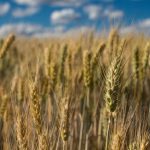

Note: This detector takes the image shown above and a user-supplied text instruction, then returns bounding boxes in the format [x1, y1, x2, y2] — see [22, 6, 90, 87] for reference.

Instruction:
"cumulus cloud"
[120, 18, 150, 35]
[66, 26, 93, 35]
[50, 0, 82, 7]
[0, 22, 93, 38]
[139, 18, 150, 28]
[0, 3, 10, 16]
[51, 8, 80, 24]
[14, 0, 47, 6]
[84, 5, 102, 20]
[108, 10, 123, 19]
[138, 18, 150, 34]
[120, 25, 136, 34]
[14, 0, 83, 6]
[0, 23, 43, 37]
[12, 7, 39, 18]
[104, 9, 124, 19]
[0, 23, 67, 37]
[33, 26, 66, 38]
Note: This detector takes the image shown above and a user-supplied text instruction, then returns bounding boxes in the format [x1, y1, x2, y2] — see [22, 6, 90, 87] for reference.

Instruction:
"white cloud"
[84, 5, 102, 20]
[0, 22, 93, 38]
[66, 26, 93, 35]
[137, 18, 150, 34]
[109, 10, 124, 19]
[53, 25, 65, 33]
[139, 19, 150, 28]
[14, 0, 47, 6]
[0, 3, 10, 16]
[50, 0, 82, 7]
[12, 7, 39, 18]
[0, 23, 67, 38]
[0, 23, 43, 37]
[51, 8, 80, 24]
[120, 18, 150, 35]
[120, 25, 136, 34]
[104, 9, 124, 19]
[14, 0, 83, 6]
[31, 25, 66, 38]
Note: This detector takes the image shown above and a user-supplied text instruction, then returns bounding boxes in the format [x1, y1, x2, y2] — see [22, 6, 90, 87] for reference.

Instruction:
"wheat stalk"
[50, 62, 57, 89]
[30, 82, 42, 135]
[39, 134, 48, 150]
[104, 54, 123, 150]
[61, 97, 70, 142]
[0, 94, 8, 117]
[16, 113, 28, 150]
[83, 50, 92, 89]
[0, 34, 15, 58]
[104, 54, 123, 112]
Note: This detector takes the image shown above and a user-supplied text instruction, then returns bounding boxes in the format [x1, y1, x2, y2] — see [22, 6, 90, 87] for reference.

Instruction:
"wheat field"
[0, 29, 150, 150]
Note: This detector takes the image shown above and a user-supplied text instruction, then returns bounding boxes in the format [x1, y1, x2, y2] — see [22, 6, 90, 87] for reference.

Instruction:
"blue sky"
[0, 0, 150, 37]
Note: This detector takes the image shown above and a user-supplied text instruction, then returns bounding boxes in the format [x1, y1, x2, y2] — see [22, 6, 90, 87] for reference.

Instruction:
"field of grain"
[0, 29, 150, 150]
